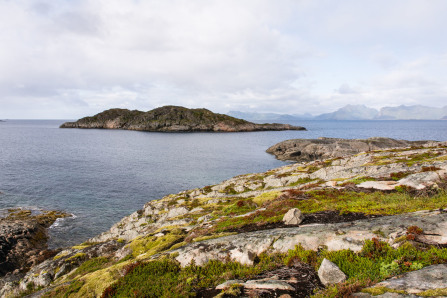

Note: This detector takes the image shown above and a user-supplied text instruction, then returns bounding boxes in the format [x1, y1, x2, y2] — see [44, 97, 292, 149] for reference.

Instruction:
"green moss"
[70, 257, 111, 278]
[345, 176, 377, 185]
[169, 241, 187, 251]
[66, 253, 86, 262]
[361, 286, 407, 295]
[53, 252, 69, 260]
[128, 233, 184, 258]
[418, 288, 447, 296]
[252, 191, 281, 206]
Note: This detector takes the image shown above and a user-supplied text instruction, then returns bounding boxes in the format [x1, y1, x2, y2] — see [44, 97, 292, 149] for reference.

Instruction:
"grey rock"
[54, 263, 72, 280]
[114, 246, 132, 261]
[370, 263, 447, 294]
[244, 279, 295, 290]
[283, 208, 304, 225]
[167, 207, 189, 219]
[317, 258, 347, 286]
[399, 171, 445, 190]
[215, 280, 245, 290]
[267, 137, 437, 162]
[197, 214, 213, 223]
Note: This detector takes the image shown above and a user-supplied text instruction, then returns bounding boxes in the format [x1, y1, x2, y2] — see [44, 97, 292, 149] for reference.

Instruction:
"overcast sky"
[1, 0, 446, 119]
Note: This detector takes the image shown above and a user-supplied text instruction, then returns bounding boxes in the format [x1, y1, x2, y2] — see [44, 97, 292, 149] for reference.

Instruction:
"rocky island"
[60, 106, 306, 132]
[2, 139, 447, 297]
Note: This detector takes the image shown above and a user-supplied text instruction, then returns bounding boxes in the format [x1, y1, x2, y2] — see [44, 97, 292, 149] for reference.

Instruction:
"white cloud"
[0, 0, 446, 118]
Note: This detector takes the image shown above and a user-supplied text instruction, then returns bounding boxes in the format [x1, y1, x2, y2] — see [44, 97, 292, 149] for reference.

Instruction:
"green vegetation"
[128, 230, 185, 257]
[69, 257, 111, 278]
[41, 239, 447, 298]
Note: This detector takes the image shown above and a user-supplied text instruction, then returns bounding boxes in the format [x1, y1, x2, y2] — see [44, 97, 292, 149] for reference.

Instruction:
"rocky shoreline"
[2, 139, 447, 297]
[266, 137, 438, 161]
[60, 106, 306, 132]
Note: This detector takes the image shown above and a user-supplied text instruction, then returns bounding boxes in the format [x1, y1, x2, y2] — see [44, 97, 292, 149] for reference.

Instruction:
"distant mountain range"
[228, 105, 447, 121]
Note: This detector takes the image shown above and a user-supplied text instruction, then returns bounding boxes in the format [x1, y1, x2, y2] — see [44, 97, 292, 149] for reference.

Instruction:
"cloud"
[0, 0, 446, 118]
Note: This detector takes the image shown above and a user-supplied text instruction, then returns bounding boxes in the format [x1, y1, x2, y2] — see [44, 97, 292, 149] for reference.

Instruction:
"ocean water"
[1, 119, 446, 248]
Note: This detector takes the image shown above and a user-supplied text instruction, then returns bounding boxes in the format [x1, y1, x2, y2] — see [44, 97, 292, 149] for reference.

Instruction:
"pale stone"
[167, 207, 189, 219]
[318, 258, 347, 286]
[374, 263, 447, 293]
[283, 208, 304, 225]
[190, 207, 204, 213]
[357, 181, 399, 190]
[244, 280, 294, 290]
[215, 280, 245, 290]
[234, 185, 245, 193]
[399, 171, 442, 190]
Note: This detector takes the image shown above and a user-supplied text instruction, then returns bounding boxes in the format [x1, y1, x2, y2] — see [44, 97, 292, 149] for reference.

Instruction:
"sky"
[1, 0, 447, 119]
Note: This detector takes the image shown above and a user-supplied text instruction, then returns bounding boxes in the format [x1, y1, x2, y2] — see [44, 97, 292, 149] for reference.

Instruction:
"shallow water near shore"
[1, 119, 446, 248]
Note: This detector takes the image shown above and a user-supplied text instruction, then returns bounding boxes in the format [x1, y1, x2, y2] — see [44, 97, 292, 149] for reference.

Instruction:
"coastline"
[2, 139, 447, 297]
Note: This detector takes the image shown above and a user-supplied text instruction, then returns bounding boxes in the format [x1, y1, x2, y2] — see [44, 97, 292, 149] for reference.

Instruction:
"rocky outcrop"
[169, 209, 447, 267]
[356, 264, 447, 297]
[0, 210, 69, 277]
[60, 106, 306, 132]
[266, 137, 441, 161]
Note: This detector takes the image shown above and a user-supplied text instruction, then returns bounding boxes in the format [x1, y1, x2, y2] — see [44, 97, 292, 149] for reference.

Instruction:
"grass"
[295, 188, 447, 215]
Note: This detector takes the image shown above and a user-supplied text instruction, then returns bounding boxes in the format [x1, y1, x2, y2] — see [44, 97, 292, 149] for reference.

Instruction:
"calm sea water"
[1, 119, 446, 248]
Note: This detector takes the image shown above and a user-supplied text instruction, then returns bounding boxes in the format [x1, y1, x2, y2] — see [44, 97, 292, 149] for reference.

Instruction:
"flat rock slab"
[364, 264, 447, 296]
[244, 280, 295, 291]
[172, 210, 447, 267]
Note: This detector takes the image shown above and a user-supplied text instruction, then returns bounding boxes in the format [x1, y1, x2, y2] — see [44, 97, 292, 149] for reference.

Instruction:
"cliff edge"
[60, 106, 306, 132]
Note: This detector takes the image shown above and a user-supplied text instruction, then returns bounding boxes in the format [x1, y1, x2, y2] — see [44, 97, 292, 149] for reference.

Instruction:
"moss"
[343, 176, 377, 185]
[66, 253, 86, 262]
[75, 260, 132, 297]
[193, 232, 237, 242]
[169, 241, 187, 251]
[361, 286, 407, 295]
[128, 233, 184, 258]
[69, 257, 111, 278]
[53, 252, 69, 260]
[418, 288, 447, 296]
[252, 191, 281, 206]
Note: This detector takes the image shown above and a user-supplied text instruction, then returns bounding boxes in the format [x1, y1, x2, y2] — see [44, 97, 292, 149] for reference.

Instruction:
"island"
[60, 106, 306, 132]
[2, 139, 447, 297]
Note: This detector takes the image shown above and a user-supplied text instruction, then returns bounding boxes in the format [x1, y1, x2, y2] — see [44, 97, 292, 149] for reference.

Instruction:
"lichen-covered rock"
[317, 258, 347, 286]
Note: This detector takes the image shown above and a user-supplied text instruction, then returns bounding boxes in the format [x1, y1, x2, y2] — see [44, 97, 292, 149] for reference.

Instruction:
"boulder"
[283, 208, 304, 225]
[317, 258, 347, 286]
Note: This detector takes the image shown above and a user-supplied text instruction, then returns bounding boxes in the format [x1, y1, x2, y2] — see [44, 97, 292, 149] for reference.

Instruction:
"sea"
[1, 119, 447, 248]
